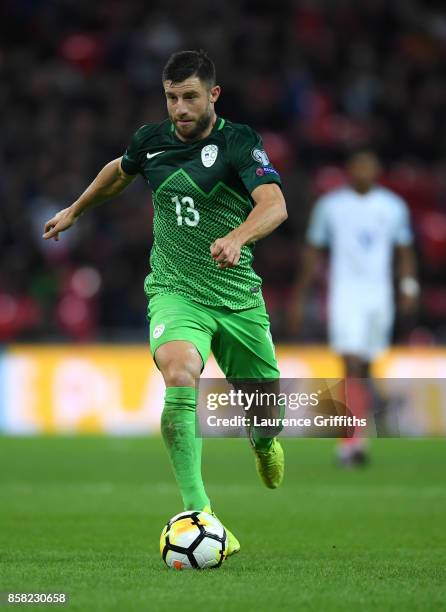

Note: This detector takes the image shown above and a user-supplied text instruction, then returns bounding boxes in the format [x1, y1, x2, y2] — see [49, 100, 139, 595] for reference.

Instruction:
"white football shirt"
[306, 185, 413, 304]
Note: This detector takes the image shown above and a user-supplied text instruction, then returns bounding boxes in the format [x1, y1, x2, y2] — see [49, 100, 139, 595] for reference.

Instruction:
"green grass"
[0, 437, 445, 611]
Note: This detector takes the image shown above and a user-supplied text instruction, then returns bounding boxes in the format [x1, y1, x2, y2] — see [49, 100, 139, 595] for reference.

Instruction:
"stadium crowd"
[1, 0, 446, 342]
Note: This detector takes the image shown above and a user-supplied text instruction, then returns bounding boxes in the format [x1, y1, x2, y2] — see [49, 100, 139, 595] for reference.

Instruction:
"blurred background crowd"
[1, 0, 446, 343]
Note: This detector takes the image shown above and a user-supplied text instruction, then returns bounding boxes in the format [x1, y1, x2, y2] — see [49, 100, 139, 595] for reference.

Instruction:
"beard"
[175, 108, 213, 142]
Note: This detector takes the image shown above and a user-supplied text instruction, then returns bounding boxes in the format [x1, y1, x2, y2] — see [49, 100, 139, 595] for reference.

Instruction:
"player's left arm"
[210, 183, 287, 269]
[393, 195, 419, 314]
[396, 244, 419, 314]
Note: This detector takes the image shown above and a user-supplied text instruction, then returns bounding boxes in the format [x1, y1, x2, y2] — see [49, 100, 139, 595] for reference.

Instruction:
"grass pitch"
[0, 437, 445, 611]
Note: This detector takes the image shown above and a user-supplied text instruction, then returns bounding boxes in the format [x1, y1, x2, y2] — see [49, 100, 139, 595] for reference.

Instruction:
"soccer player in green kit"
[43, 50, 288, 557]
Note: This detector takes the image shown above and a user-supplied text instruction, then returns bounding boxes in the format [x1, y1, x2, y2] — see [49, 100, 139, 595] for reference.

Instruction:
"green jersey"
[121, 117, 281, 310]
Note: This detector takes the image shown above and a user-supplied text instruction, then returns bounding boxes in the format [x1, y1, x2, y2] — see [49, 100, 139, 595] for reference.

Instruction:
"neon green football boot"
[203, 505, 240, 557]
[252, 438, 284, 489]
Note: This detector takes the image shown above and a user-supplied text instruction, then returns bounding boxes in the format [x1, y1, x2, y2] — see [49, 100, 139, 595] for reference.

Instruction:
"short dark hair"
[162, 49, 216, 87]
[345, 145, 379, 163]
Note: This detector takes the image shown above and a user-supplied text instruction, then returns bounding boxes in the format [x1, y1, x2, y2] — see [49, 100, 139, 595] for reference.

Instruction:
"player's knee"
[155, 341, 202, 387]
[161, 361, 200, 387]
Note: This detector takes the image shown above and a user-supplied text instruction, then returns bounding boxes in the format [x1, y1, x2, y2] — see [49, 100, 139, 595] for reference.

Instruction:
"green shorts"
[147, 293, 280, 380]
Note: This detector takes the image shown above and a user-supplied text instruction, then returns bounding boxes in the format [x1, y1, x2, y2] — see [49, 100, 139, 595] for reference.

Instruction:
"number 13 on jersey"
[172, 195, 200, 227]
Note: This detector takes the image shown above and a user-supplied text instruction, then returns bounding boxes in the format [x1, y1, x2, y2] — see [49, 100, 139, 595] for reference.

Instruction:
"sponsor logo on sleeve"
[263, 166, 279, 175]
[255, 166, 279, 177]
[251, 148, 270, 166]
[153, 324, 165, 339]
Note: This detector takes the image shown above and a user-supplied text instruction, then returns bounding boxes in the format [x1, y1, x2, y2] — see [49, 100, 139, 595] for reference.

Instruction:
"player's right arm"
[288, 196, 329, 334]
[288, 245, 325, 334]
[42, 157, 135, 241]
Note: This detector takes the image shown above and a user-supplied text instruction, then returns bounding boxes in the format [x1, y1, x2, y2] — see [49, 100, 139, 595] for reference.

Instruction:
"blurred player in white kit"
[290, 149, 418, 465]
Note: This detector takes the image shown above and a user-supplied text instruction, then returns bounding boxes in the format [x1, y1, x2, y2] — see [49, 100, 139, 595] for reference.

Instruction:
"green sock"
[161, 386, 210, 511]
[251, 401, 285, 451]
[252, 436, 273, 451]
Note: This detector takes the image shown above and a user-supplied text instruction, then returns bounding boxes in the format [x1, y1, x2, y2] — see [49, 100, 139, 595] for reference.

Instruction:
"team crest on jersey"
[201, 144, 218, 168]
[251, 148, 270, 166]
[153, 324, 165, 339]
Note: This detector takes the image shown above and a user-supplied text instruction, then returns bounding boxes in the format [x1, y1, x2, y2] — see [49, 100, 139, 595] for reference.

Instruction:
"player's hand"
[210, 235, 242, 269]
[287, 296, 305, 335]
[42, 207, 77, 241]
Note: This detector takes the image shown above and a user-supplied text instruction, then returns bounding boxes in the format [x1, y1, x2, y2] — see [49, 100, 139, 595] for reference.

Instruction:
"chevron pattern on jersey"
[145, 169, 263, 310]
